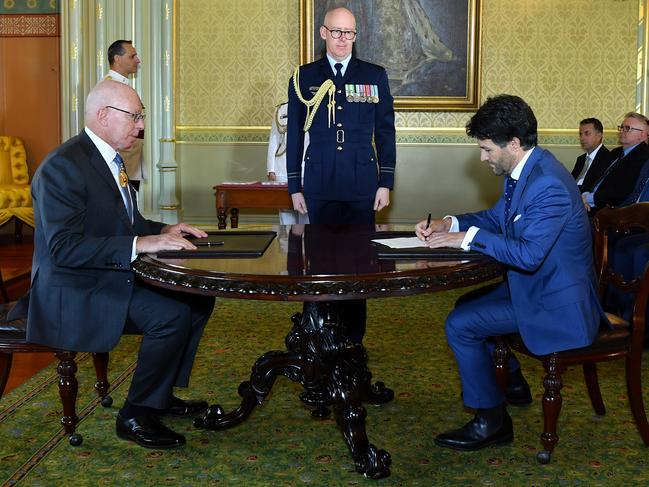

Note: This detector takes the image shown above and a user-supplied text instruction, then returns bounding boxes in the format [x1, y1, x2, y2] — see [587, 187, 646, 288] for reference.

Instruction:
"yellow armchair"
[0, 136, 34, 238]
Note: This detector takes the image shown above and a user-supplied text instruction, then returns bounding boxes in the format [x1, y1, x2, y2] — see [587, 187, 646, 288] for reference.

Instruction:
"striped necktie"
[576, 155, 591, 184]
[112, 153, 133, 222]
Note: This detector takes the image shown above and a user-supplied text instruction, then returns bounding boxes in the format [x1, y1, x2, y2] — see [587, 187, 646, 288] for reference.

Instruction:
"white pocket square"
[513, 214, 522, 222]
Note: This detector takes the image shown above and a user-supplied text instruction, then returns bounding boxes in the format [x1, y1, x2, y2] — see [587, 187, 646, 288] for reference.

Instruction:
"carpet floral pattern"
[1, 289, 649, 486]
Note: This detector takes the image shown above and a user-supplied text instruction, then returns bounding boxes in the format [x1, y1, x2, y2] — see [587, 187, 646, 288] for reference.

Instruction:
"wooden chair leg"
[583, 363, 605, 415]
[625, 355, 649, 445]
[0, 353, 13, 398]
[537, 356, 564, 464]
[492, 338, 509, 392]
[55, 350, 83, 446]
[92, 352, 113, 407]
[14, 218, 23, 242]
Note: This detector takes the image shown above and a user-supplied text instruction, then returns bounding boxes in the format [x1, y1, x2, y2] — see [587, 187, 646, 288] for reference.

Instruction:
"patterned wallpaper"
[177, 0, 640, 138]
[176, 0, 299, 129]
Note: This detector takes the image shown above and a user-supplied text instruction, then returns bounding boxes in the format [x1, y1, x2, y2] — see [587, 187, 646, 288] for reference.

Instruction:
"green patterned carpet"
[2, 289, 649, 486]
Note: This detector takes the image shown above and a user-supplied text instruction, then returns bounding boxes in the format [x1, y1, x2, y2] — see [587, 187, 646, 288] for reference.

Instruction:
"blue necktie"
[504, 176, 517, 220]
[112, 153, 133, 222]
[636, 173, 649, 202]
[334, 62, 343, 82]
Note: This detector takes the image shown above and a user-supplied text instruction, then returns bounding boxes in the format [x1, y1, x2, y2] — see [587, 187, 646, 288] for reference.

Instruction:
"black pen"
[424, 213, 432, 241]
[194, 241, 225, 247]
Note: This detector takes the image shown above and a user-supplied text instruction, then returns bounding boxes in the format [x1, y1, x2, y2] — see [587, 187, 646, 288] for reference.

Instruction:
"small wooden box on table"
[213, 182, 292, 229]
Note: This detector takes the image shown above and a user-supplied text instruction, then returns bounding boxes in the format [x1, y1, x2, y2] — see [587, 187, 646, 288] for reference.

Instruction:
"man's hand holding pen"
[414, 214, 465, 249]
[415, 214, 452, 241]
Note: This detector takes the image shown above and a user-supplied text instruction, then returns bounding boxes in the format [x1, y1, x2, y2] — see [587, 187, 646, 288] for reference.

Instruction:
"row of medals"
[345, 84, 379, 103]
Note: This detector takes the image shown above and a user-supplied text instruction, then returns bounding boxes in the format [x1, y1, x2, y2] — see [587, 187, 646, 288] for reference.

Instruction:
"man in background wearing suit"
[416, 95, 604, 451]
[582, 112, 649, 213]
[105, 40, 145, 191]
[287, 6, 396, 225]
[286, 6, 396, 345]
[571, 117, 613, 192]
[26, 80, 214, 449]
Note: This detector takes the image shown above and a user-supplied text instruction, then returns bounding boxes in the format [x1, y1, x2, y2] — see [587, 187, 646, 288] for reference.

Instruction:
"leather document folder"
[372, 231, 483, 260]
[156, 231, 276, 258]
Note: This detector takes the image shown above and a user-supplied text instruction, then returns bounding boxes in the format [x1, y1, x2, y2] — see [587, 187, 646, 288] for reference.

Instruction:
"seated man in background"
[605, 170, 649, 324]
[416, 94, 604, 451]
[581, 112, 649, 213]
[25, 80, 214, 449]
[572, 117, 613, 192]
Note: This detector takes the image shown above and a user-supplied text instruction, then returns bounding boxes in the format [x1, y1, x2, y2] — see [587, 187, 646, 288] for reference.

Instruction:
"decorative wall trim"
[0, 13, 59, 37]
[175, 125, 617, 146]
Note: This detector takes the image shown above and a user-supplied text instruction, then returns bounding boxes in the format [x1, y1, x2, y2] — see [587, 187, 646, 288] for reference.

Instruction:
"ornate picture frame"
[300, 0, 482, 111]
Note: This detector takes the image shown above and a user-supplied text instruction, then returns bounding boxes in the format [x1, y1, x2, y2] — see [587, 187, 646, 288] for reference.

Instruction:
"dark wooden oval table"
[133, 224, 503, 479]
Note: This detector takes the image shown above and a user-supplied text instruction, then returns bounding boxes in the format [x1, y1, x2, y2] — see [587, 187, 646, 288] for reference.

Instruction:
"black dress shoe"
[116, 413, 186, 449]
[161, 396, 208, 417]
[505, 368, 533, 406]
[435, 404, 513, 451]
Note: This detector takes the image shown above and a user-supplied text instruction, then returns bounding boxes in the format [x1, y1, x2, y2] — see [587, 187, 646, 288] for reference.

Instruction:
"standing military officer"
[287, 6, 396, 225]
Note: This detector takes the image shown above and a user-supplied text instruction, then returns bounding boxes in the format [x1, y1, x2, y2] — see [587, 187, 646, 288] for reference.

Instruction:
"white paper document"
[371, 237, 428, 249]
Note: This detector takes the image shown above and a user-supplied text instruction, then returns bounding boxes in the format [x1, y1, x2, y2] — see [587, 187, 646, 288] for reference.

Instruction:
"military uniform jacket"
[287, 57, 396, 201]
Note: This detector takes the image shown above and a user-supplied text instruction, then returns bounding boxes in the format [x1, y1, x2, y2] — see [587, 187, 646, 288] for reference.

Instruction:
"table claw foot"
[362, 380, 394, 405]
[194, 381, 258, 430]
[356, 445, 392, 480]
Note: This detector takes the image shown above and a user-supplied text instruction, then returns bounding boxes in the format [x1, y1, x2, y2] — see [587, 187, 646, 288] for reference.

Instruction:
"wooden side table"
[213, 182, 292, 229]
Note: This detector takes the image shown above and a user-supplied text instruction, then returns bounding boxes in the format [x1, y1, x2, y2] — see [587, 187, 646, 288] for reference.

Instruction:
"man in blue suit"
[416, 95, 604, 451]
[26, 80, 214, 449]
[287, 6, 396, 225]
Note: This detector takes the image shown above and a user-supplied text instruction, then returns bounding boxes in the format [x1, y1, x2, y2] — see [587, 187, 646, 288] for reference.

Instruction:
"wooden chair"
[493, 202, 649, 463]
[0, 301, 112, 446]
[0, 136, 34, 240]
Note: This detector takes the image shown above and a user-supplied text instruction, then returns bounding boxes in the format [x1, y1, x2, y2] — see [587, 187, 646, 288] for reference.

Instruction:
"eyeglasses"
[617, 124, 644, 133]
[323, 26, 356, 40]
[106, 105, 146, 122]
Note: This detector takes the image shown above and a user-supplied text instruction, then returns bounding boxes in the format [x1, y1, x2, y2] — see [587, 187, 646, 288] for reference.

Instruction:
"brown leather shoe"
[116, 413, 185, 449]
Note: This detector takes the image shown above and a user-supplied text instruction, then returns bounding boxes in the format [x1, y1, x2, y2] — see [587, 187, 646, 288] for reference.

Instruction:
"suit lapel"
[80, 131, 134, 228]
[503, 147, 542, 228]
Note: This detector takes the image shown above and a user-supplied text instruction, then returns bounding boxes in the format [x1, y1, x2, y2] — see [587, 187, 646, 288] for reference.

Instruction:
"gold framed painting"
[300, 0, 482, 111]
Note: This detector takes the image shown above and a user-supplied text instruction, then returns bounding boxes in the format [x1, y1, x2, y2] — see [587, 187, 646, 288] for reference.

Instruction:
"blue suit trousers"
[445, 282, 520, 409]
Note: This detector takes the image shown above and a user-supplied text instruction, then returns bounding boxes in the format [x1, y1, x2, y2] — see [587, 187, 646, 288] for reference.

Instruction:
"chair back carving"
[593, 202, 649, 353]
[593, 203, 649, 280]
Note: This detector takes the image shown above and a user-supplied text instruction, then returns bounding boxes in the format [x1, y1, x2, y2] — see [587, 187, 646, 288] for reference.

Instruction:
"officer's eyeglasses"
[323, 26, 356, 40]
[617, 124, 643, 133]
[106, 105, 146, 122]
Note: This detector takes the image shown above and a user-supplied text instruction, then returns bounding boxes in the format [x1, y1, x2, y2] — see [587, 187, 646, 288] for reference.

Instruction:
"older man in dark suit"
[582, 112, 649, 213]
[571, 117, 613, 192]
[26, 80, 214, 449]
